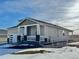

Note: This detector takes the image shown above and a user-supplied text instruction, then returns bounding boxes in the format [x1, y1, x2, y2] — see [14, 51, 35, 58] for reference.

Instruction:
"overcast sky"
[0, 0, 79, 34]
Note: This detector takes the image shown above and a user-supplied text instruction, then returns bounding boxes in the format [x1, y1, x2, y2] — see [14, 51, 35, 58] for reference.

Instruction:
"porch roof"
[8, 17, 73, 32]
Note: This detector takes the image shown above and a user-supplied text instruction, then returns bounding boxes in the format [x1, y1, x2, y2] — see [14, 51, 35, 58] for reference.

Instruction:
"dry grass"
[13, 50, 51, 54]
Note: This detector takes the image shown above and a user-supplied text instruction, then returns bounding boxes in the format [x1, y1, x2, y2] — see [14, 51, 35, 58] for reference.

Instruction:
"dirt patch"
[67, 45, 79, 48]
[12, 50, 51, 54]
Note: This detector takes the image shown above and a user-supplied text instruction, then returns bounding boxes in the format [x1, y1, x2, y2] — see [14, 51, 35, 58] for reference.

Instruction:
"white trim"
[19, 24, 38, 27]
[18, 27, 20, 35]
[24, 26, 27, 35]
[37, 24, 40, 35]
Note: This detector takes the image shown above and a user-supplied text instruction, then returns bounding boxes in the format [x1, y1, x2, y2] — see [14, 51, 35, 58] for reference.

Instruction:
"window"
[62, 30, 65, 36]
[63, 33, 65, 36]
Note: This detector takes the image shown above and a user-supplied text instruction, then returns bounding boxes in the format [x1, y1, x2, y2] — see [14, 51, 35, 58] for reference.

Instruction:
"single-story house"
[7, 18, 73, 47]
[0, 29, 7, 44]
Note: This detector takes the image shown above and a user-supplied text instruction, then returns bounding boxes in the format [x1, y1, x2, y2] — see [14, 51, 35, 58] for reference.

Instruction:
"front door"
[27, 26, 37, 36]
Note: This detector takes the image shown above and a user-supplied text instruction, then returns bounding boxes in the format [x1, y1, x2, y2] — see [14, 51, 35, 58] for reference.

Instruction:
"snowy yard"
[0, 44, 22, 55]
[0, 42, 79, 59]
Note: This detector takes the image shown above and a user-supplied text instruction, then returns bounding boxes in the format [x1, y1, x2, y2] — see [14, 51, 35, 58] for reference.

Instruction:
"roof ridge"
[8, 17, 73, 32]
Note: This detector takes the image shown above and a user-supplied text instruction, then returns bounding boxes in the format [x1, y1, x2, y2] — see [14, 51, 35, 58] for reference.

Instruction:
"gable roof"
[8, 17, 73, 32]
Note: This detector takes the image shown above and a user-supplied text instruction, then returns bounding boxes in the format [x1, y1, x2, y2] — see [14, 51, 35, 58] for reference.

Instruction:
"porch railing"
[27, 36, 36, 41]
[27, 36, 45, 41]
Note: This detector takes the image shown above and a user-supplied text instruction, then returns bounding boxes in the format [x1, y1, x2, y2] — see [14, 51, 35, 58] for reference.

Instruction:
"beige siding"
[45, 26, 70, 42]
[45, 26, 58, 42]
[19, 20, 37, 26]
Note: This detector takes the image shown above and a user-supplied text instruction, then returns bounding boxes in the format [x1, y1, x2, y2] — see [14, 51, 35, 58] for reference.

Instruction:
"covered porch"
[17, 24, 47, 44]
[18, 24, 43, 36]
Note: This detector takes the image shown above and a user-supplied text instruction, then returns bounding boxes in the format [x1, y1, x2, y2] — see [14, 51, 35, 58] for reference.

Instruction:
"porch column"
[44, 25, 47, 37]
[24, 26, 27, 35]
[37, 24, 40, 35]
[36, 24, 40, 42]
[18, 27, 20, 35]
[44, 26, 48, 43]
[24, 26, 27, 42]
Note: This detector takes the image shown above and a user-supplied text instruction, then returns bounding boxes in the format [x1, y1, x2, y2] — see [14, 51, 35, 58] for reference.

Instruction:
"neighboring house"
[7, 18, 73, 47]
[0, 29, 7, 44]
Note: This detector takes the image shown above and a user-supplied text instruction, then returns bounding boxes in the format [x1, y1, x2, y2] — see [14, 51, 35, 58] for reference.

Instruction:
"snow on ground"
[0, 44, 22, 55]
[68, 42, 79, 45]
[1, 42, 79, 59]
[0, 46, 79, 59]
